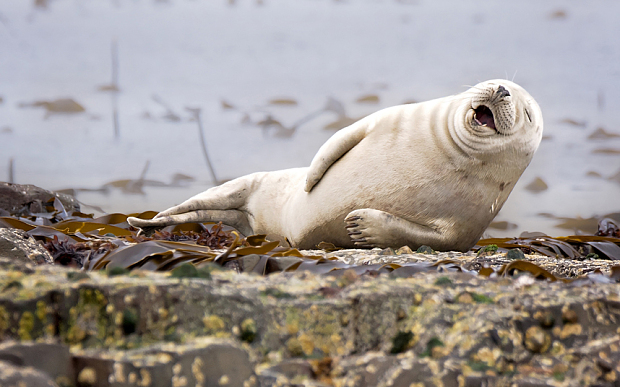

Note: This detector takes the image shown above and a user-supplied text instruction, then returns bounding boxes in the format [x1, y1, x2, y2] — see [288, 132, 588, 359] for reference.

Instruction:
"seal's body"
[128, 80, 543, 251]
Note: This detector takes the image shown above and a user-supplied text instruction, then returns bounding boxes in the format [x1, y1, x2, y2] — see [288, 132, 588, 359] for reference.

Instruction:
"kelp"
[588, 127, 620, 140]
[475, 221, 620, 260]
[2, 203, 620, 284]
[18, 98, 85, 114]
[355, 94, 380, 104]
[524, 177, 548, 193]
[592, 148, 620, 155]
[268, 98, 298, 106]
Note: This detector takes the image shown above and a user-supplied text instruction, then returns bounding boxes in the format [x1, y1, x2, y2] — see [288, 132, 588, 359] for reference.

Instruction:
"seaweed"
[2, 205, 620, 284]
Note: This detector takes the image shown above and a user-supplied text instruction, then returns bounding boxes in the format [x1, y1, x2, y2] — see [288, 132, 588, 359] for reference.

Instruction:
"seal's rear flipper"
[344, 208, 473, 252]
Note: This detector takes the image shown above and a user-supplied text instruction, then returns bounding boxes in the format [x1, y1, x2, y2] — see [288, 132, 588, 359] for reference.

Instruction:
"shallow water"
[0, 0, 619, 237]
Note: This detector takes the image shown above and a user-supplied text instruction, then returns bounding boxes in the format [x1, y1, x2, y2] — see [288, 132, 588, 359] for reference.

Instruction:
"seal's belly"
[291, 138, 497, 248]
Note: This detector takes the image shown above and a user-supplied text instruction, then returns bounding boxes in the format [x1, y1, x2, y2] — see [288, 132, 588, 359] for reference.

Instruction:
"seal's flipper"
[127, 209, 252, 236]
[154, 178, 252, 218]
[304, 119, 370, 192]
[344, 208, 446, 250]
[127, 176, 257, 235]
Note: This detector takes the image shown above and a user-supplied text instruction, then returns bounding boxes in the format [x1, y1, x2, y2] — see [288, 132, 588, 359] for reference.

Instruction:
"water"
[1, 0, 619, 237]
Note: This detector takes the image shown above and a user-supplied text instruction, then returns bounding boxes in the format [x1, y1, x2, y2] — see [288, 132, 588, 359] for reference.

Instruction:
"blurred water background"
[0, 0, 619, 237]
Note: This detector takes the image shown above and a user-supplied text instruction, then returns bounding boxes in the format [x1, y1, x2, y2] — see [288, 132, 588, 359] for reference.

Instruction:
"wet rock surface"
[0, 252, 618, 386]
[0, 182, 80, 216]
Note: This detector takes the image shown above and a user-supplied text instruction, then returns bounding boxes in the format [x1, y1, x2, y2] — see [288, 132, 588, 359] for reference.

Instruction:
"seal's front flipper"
[127, 175, 257, 234]
[304, 119, 370, 192]
[127, 209, 252, 236]
[344, 209, 444, 250]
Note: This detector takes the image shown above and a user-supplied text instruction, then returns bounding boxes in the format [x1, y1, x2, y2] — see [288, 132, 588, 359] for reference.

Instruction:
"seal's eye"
[524, 108, 532, 123]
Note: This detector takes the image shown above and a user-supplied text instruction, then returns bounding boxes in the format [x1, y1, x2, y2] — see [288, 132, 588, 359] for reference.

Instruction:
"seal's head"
[452, 79, 543, 160]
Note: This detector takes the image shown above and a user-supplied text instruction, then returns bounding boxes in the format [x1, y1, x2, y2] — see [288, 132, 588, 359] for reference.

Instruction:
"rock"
[0, 257, 619, 385]
[333, 352, 398, 387]
[73, 337, 255, 387]
[506, 248, 526, 260]
[0, 228, 54, 265]
[0, 360, 58, 387]
[0, 341, 73, 386]
[377, 358, 451, 387]
[524, 326, 551, 353]
[0, 182, 80, 216]
[0, 256, 35, 273]
[258, 359, 316, 386]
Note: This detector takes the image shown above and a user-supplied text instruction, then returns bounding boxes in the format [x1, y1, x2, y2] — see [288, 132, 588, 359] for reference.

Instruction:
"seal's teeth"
[473, 105, 496, 130]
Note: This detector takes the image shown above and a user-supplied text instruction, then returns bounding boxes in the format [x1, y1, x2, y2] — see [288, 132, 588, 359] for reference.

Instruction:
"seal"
[128, 79, 543, 251]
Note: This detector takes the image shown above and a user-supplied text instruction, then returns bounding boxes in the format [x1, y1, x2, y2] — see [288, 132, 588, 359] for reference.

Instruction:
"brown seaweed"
[2, 205, 620, 282]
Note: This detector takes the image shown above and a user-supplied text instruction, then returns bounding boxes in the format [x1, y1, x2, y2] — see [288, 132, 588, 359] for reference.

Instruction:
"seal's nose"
[497, 85, 510, 98]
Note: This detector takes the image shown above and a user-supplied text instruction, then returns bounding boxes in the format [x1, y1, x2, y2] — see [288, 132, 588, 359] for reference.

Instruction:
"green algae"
[420, 337, 444, 358]
[0, 305, 9, 337]
[18, 311, 34, 340]
[416, 245, 434, 254]
[467, 360, 493, 372]
[285, 307, 301, 334]
[35, 300, 47, 321]
[240, 318, 257, 343]
[260, 288, 293, 299]
[67, 271, 90, 281]
[170, 263, 212, 279]
[471, 293, 494, 304]
[390, 330, 413, 354]
[107, 267, 130, 277]
[203, 314, 226, 335]
[478, 244, 499, 256]
[122, 308, 138, 335]
[434, 276, 453, 286]
[3, 280, 23, 292]
[62, 288, 112, 346]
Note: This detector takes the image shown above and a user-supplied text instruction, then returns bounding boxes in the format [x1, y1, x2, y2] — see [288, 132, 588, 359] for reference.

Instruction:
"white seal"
[128, 80, 543, 251]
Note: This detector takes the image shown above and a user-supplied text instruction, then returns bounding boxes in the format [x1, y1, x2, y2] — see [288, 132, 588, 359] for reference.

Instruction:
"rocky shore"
[0, 252, 619, 387]
[1, 183, 619, 386]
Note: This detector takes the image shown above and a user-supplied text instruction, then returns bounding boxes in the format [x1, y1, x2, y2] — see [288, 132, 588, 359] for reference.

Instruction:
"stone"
[263, 358, 315, 379]
[72, 337, 255, 387]
[333, 352, 398, 387]
[0, 360, 58, 387]
[0, 182, 80, 216]
[378, 358, 437, 387]
[506, 248, 526, 260]
[0, 341, 73, 386]
[0, 228, 54, 265]
[0, 253, 620, 386]
[0, 256, 35, 273]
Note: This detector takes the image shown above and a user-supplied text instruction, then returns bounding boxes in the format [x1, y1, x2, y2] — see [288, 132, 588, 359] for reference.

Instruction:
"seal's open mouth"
[473, 105, 496, 130]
